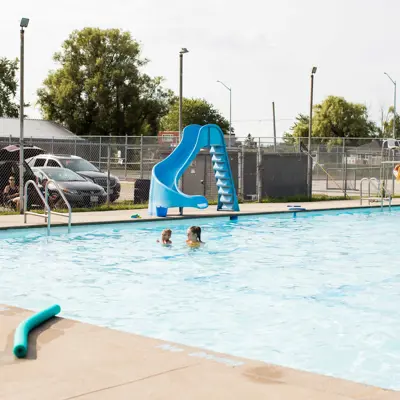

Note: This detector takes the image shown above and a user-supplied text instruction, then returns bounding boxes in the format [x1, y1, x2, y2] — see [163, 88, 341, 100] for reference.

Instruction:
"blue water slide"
[148, 124, 239, 216]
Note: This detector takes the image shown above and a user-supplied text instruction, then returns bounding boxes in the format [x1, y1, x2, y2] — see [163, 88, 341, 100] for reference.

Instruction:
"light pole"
[19, 17, 29, 213]
[217, 80, 232, 147]
[179, 48, 189, 141]
[307, 66, 317, 200]
[384, 72, 397, 139]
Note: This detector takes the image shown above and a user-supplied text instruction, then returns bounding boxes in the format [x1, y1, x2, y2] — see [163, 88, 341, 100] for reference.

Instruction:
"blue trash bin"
[156, 206, 168, 217]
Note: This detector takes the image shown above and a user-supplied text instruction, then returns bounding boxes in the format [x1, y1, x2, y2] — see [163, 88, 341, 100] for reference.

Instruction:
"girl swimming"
[186, 226, 204, 247]
[158, 229, 172, 245]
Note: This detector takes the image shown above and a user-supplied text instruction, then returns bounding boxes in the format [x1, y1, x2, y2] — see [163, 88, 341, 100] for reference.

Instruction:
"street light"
[179, 48, 189, 140]
[384, 72, 397, 139]
[217, 80, 232, 148]
[307, 66, 317, 200]
[19, 17, 29, 213]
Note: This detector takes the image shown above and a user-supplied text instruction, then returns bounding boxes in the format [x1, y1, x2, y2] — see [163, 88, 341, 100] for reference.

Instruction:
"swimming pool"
[1, 207, 399, 389]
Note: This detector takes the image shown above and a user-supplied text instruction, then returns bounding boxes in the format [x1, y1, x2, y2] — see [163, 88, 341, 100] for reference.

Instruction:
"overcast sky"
[2, 0, 400, 139]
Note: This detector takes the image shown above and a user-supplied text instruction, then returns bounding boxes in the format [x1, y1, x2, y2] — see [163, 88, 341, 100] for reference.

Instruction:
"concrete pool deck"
[1, 199, 399, 229]
[1, 305, 399, 400]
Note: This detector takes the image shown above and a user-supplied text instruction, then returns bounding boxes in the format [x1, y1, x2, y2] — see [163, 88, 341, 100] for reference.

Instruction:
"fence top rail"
[0, 134, 393, 140]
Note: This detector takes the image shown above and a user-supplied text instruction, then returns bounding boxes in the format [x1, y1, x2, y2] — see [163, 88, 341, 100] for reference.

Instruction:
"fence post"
[344, 148, 348, 198]
[238, 145, 245, 200]
[272, 102, 277, 152]
[392, 150, 395, 196]
[342, 138, 345, 194]
[140, 135, 144, 179]
[51, 137, 53, 153]
[98, 137, 102, 169]
[124, 134, 128, 180]
[341, 138, 347, 197]
[257, 138, 263, 202]
[9, 135, 11, 145]
[238, 147, 242, 200]
[107, 143, 111, 207]
[74, 138, 77, 155]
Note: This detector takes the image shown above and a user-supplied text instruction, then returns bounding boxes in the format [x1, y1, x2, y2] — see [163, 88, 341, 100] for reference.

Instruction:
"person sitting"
[3, 176, 20, 210]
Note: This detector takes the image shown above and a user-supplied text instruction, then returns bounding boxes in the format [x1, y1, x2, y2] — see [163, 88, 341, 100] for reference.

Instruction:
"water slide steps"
[210, 145, 235, 210]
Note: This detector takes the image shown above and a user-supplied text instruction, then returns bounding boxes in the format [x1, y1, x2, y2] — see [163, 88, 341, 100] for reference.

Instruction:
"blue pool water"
[1, 208, 400, 389]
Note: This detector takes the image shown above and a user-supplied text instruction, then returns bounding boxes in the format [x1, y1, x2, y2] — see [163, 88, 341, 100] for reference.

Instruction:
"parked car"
[0, 145, 45, 209]
[32, 167, 107, 208]
[27, 154, 121, 202]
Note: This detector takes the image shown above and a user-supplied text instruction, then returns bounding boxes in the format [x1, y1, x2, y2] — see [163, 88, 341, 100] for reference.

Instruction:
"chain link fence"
[0, 134, 398, 211]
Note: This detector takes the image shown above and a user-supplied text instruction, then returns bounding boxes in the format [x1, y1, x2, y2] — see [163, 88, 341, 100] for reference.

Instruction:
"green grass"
[0, 210, 19, 216]
[259, 194, 353, 203]
[62, 201, 147, 213]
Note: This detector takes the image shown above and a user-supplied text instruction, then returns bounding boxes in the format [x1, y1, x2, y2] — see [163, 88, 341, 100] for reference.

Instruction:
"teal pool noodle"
[13, 304, 61, 358]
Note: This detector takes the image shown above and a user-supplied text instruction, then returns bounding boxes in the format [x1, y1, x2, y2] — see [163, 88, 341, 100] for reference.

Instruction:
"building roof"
[355, 139, 382, 151]
[0, 118, 79, 139]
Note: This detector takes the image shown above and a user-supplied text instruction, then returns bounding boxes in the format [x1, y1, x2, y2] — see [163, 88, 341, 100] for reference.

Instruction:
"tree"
[37, 27, 174, 136]
[284, 96, 378, 146]
[283, 114, 309, 144]
[160, 98, 230, 134]
[378, 106, 400, 138]
[0, 57, 19, 118]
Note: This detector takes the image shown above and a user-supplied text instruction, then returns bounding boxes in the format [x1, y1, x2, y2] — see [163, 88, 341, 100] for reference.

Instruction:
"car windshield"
[41, 168, 86, 182]
[60, 158, 99, 172]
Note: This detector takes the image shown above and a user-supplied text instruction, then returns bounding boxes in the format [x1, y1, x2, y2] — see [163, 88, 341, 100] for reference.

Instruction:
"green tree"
[160, 98, 230, 134]
[378, 106, 400, 138]
[283, 114, 309, 144]
[0, 57, 19, 118]
[37, 27, 174, 136]
[284, 96, 378, 146]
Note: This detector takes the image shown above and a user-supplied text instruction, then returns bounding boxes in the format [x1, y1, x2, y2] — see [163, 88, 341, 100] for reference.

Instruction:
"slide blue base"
[13, 304, 61, 358]
[148, 124, 239, 216]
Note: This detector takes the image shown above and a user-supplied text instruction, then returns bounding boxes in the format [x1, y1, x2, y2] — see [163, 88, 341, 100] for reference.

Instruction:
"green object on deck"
[13, 304, 61, 358]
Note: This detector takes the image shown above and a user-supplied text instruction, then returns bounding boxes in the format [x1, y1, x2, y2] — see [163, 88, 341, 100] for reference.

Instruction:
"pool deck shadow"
[0, 305, 399, 400]
[1, 200, 400, 230]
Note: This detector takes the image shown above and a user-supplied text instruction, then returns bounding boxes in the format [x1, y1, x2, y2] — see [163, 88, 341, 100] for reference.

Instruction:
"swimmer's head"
[161, 229, 172, 241]
[187, 226, 201, 242]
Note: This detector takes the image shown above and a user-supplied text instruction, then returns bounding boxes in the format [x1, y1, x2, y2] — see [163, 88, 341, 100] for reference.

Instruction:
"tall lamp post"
[179, 48, 189, 140]
[178, 48, 188, 214]
[307, 66, 317, 200]
[19, 17, 29, 213]
[217, 80, 232, 147]
[384, 72, 397, 139]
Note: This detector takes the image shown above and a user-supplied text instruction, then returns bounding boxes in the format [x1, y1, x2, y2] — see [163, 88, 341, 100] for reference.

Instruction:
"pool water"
[1, 208, 400, 389]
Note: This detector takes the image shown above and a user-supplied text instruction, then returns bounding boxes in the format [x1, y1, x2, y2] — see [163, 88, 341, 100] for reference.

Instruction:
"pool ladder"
[360, 177, 392, 210]
[24, 180, 72, 235]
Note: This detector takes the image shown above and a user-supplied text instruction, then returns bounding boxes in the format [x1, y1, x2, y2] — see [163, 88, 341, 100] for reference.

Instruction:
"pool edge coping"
[0, 202, 398, 231]
[1, 304, 398, 397]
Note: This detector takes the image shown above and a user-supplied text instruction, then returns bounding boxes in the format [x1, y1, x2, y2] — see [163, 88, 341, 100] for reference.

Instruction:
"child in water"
[186, 226, 204, 247]
[158, 229, 172, 245]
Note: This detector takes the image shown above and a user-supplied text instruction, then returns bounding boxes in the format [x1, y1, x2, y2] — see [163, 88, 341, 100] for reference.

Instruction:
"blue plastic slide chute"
[148, 124, 239, 216]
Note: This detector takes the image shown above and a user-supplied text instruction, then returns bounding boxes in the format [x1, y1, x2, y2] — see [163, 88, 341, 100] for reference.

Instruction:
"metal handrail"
[360, 177, 392, 209]
[24, 180, 51, 236]
[44, 179, 72, 233]
[360, 177, 379, 203]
